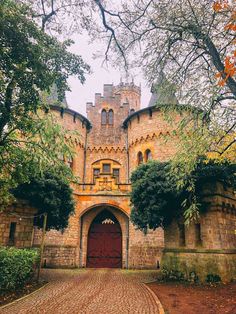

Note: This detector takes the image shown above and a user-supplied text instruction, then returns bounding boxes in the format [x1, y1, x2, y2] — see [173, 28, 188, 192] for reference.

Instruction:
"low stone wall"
[161, 249, 236, 282]
[129, 246, 163, 269]
[39, 245, 78, 268]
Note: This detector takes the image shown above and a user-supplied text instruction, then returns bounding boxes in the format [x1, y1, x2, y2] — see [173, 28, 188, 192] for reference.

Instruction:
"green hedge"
[0, 247, 39, 291]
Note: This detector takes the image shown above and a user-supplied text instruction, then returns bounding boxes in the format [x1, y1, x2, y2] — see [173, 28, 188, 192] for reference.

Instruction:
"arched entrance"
[87, 210, 122, 268]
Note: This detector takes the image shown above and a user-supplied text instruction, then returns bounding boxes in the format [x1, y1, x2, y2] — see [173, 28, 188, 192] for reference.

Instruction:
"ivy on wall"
[130, 158, 236, 232]
[13, 171, 75, 231]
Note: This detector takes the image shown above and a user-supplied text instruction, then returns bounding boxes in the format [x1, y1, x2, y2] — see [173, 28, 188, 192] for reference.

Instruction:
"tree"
[13, 171, 75, 230]
[0, 0, 90, 206]
[91, 0, 235, 156]
[19, 1, 235, 156]
[130, 161, 184, 231]
[19, 0, 97, 35]
[130, 159, 236, 230]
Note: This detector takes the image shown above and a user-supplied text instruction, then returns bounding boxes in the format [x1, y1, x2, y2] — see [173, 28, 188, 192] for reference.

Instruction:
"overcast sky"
[65, 34, 151, 117]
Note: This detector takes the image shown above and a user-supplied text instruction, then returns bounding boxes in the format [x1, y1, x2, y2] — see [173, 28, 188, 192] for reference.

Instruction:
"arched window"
[67, 156, 73, 169]
[108, 109, 114, 125]
[137, 151, 143, 165]
[101, 109, 107, 125]
[145, 149, 152, 162]
[130, 109, 135, 115]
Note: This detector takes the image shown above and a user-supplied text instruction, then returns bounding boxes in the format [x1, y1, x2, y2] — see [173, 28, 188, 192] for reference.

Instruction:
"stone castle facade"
[35, 82, 173, 269]
[0, 82, 236, 281]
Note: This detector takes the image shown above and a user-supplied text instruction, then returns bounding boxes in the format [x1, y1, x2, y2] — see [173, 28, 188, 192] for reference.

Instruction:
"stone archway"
[87, 210, 122, 268]
[79, 204, 129, 268]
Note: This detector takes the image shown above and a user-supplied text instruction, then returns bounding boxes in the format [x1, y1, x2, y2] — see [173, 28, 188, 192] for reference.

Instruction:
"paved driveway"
[0, 269, 162, 314]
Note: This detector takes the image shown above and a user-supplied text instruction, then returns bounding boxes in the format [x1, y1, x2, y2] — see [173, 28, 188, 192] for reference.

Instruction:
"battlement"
[113, 82, 141, 95]
[86, 82, 141, 112]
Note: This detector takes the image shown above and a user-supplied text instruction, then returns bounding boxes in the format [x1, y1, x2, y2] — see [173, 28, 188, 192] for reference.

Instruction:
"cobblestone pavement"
[0, 269, 162, 314]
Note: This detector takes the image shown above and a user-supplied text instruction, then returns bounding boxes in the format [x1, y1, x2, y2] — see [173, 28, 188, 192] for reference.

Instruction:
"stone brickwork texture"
[0, 201, 37, 248]
[163, 182, 236, 282]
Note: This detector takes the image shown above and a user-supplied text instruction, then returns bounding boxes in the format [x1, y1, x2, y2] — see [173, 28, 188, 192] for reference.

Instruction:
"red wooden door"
[87, 213, 122, 268]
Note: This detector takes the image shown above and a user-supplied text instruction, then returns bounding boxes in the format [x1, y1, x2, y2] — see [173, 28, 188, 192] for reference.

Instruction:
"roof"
[50, 105, 92, 130]
[122, 104, 204, 128]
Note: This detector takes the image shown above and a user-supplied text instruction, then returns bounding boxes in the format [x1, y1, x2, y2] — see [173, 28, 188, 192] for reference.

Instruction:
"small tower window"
[8, 222, 16, 246]
[130, 109, 135, 115]
[67, 156, 73, 169]
[108, 109, 114, 125]
[195, 223, 202, 246]
[101, 109, 107, 125]
[178, 224, 186, 247]
[149, 109, 153, 118]
[145, 149, 152, 162]
[137, 152, 143, 165]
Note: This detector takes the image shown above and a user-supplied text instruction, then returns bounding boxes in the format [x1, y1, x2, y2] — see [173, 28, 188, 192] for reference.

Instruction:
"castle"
[0, 82, 236, 281]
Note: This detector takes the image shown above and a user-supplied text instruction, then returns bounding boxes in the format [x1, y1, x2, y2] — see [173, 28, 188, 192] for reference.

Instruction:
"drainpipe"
[82, 124, 88, 186]
[79, 216, 83, 267]
[125, 127, 130, 183]
[126, 218, 129, 269]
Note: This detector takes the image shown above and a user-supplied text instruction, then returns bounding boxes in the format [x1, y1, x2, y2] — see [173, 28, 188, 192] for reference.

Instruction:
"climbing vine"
[130, 158, 236, 231]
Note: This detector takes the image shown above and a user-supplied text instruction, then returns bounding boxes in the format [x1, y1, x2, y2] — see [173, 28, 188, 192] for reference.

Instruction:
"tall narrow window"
[108, 109, 114, 125]
[145, 149, 152, 162]
[178, 224, 186, 247]
[67, 156, 73, 169]
[113, 169, 120, 183]
[195, 223, 202, 246]
[93, 168, 100, 182]
[137, 152, 143, 165]
[101, 109, 107, 125]
[8, 222, 16, 246]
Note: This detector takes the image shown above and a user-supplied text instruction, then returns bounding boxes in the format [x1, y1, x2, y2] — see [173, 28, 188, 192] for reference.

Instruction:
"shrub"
[0, 247, 39, 291]
[161, 267, 185, 281]
[206, 273, 221, 283]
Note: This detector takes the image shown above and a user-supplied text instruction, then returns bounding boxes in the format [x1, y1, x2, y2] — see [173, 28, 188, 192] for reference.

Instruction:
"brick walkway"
[0, 269, 162, 314]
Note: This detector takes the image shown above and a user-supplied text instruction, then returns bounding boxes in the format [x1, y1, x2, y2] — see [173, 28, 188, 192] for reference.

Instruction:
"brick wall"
[42, 246, 77, 268]
[163, 182, 236, 282]
[129, 223, 164, 269]
[126, 109, 181, 173]
[0, 201, 37, 248]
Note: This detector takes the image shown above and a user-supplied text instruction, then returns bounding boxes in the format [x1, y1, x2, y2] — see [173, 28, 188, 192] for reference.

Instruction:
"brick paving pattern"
[0, 269, 161, 314]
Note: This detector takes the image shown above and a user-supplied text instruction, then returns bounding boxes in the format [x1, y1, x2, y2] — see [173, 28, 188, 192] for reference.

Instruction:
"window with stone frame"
[113, 168, 120, 183]
[108, 109, 114, 125]
[145, 149, 152, 162]
[137, 151, 143, 165]
[101, 109, 107, 125]
[178, 223, 186, 247]
[102, 163, 111, 173]
[93, 168, 100, 182]
[67, 156, 73, 169]
[8, 222, 16, 246]
[195, 223, 202, 246]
